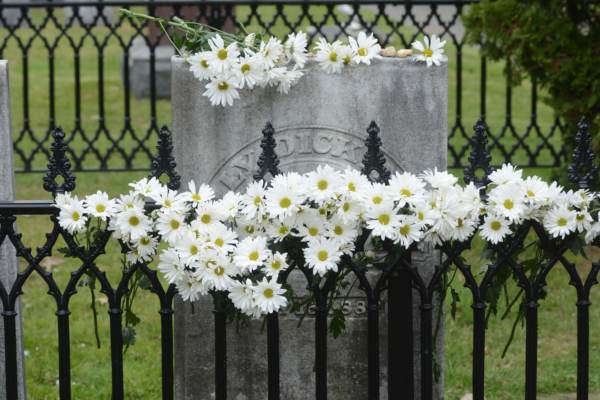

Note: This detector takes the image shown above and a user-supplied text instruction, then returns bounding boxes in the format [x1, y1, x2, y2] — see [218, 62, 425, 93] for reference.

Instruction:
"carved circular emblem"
[208, 125, 404, 193]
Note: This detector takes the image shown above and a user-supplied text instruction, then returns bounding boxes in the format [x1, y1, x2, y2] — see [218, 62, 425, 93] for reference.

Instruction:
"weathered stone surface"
[171, 56, 447, 399]
[0, 60, 27, 400]
[126, 38, 174, 99]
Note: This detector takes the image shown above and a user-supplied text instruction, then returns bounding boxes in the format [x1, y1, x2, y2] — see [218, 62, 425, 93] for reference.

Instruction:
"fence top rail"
[0, 200, 161, 215]
[0, 0, 477, 7]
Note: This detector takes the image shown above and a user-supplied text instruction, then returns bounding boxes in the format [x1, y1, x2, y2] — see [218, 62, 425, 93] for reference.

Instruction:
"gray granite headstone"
[171, 56, 447, 399]
[0, 60, 27, 400]
[126, 38, 174, 99]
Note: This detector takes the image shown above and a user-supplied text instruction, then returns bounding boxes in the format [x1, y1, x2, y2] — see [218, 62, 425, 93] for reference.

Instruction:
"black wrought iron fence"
[0, 117, 598, 400]
[0, 0, 568, 172]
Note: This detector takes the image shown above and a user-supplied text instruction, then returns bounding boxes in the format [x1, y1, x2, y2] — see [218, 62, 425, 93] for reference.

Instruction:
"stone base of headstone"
[171, 56, 447, 399]
[126, 37, 174, 99]
[0, 60, 27, 400]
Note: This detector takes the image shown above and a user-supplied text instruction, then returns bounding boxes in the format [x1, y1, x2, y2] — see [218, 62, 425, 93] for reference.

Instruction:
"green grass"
[2, 5, 588, 400]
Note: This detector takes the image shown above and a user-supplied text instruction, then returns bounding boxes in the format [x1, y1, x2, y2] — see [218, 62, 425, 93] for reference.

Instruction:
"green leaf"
[329, 308, 346, 339]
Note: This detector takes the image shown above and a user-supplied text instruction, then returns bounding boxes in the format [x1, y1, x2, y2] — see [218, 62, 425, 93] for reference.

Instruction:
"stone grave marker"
[171, 56, 447, 399]
[0, 60, 27, 400]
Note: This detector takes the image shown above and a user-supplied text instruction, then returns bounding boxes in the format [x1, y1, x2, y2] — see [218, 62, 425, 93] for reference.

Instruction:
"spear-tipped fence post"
[361, 121, 391, 184]
[568, 117, 598, 190]
[254, 122, 281, 181]
[43, 128, 76, 197]
[150, 126, 181, 190]
[464, 119, 492, 191]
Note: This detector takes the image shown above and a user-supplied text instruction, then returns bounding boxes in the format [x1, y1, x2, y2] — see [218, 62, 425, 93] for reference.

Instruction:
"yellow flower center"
[192, 193, 202, 202]
[129, 216, 140, 226]
[358, 48, 368, 57]
[418, 211, 425, 221]
[372, 196, 383, 205]
[526, 190, 535, 198]
[217, 49, 228, 60]
[334, 225, 343, 235]
[217, 81, 229, 91]
[249, 251, 259, 261]
[400, 188, 412, 197]
[200, 214, 211, 224]
[164, 199, 172, 207]
[140, 237, 150, 245]
[279, 197, 291, 208]
[190, 245, 198, 255]
[215, 238, 224, 247]
[96, 204, 106, 213]
[271, 260, 281, 270]
[278, 226, 289, 235]
[72, 211, 80, 221]
[576, 214, 585, 221]
[317, 250, 328, 262]
[241, 63, 251, 74]
[399, 224, 410, 236]
[342, 202, 351, 212]
[378, 214, 390, 225]
[329, 52, 338, 62]
[423, 48, 433, 58]
[214, 266, 225, 276]
[317, 180, 328, 191]
[254, 196, 262, 206]
[170, 219, 180, 230]
[263, 288, 274, 298]
[200, 59, 209, 68]
[308, 227, 319, 236]
[503, 199, 514, 210]
[490, 221, 502, 231]
[343, 55, 352, 65]
[457, 218, 464, 228]
[557, 217, 567, 227]
[347, 182, 356, 192]
[245, 225, 255, 234]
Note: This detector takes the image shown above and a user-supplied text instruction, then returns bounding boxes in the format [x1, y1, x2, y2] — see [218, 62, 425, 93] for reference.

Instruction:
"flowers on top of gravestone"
[56, 163, 600, 318]
[284, 32, 309, 67]
[203, 74, 241, 107]
[411, 34, 447, 67]
[206, 34, 240, 73]
[349, 31, 381, 64]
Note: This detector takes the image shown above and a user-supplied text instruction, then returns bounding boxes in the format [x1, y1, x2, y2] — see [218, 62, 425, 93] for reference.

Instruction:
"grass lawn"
[3, 4, 592, 400]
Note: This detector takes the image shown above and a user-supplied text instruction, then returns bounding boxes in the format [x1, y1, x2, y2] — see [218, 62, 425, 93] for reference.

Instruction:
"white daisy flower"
[306, 165, 342, 204]
[175, 231, 204, 264]
[349, 31, 381, 64]
[327, 215, 358, 244]
[366, 203, 400, 241]
[420, 168, 457, 189]
[284, 31, 308, 67]
[58, 201, 88, 234]
[275, 68, 304, 95]
[217, 191, 242, 220]
[233, 236, 269, 271]
[264, 251, 288, 277]
[340, 168, 371, 199]
[115, 207, 150, 241]
[489, 164, 523, 186]
[487, 184, 526, 222]
[203, 75, 240, 107]
[84, 191, 116, 220]
[228, 280, 255, 311]
[259, 36, 284, 68]
[154, 189, 187, 213]
[336, 196, 364, 223]
[265, 174, 303, 219]
[361, 182, 392, 208]
[158, 248, 186, 284]
[200, 256, 236, 291]
[115, 193, 144, 212]
[544, 207, 577, 239]
[297, 210, 330, 241]
[575, 210, 593, 233]
[315, 38, 344, 74]
[195, 202, 223, 229]
[206, 34, 239, 73]
[131, 235, 158, 262]
[182, 180, 214, 207]
[188, 51, 215, 80]
[252, 278, 287, 314]
[234, 54, 264, 89]
[304, 238, 342, 276]
[177, 278, 208, 302]
[395, 216, 423, 248]
[207, 223, 238, 253]
[388, 171, 426, 206]
[129, 177, 163, 199]
[156, 210, 186, 244]
[55, 192, 76, 208]
[480, 215, 511, 244]
[522, 176, 548, 204]
[411, 34, 447, 67]
[265, 218, 294, 242]
[241, 180, 267, 218]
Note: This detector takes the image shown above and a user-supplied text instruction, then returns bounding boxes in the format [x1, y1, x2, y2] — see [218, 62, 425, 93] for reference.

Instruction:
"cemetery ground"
[4, 7, 595, 400]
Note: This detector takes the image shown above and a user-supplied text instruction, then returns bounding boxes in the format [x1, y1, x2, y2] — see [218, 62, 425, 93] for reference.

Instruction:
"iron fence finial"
[464, 119, 492, 189]
[150, 126, 181, 190]
[253, 122, 281, 182]
[43, 128, 76, 197]
[568, 117, 598, 190]
[361, 121, 391, 184]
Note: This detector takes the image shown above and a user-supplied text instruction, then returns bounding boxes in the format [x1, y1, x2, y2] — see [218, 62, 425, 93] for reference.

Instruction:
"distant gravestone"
[171, 57, 447, 399]
[0, 60, 27, 400]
